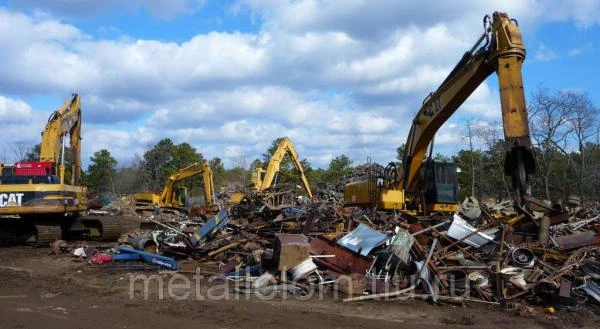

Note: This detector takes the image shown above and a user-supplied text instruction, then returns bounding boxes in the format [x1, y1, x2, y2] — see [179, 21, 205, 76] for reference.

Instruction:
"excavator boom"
[345, 12, 535, 212]
[39, 94, 83, 185]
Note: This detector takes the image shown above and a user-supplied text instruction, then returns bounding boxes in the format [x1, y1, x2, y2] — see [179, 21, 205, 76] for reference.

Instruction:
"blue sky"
[0, 1, 598, 168]
[524, 21, 599, 101]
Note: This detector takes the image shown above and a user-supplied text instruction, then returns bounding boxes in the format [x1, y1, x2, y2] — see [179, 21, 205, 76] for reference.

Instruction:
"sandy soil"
[1, 246, 599, 329]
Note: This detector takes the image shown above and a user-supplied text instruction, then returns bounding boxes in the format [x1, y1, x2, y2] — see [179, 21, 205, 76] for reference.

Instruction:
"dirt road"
[0, 246, 598, 329]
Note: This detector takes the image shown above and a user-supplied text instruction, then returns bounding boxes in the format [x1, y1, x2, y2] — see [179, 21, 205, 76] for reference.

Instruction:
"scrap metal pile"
[104, 187, 600, 312]
[334, 198, 600, 309]
[315, 163, 386, 205]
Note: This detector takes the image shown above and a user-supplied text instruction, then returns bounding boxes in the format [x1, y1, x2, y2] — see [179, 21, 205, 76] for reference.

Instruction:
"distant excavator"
[0, 94, 122, 245]
[344, 12, 535, 214]
[230, 137, 313, 205]
[135, 160, 215, 214]
[250, 137, 313, 198]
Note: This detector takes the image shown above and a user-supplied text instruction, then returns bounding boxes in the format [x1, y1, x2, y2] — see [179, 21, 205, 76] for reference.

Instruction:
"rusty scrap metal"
[68, 178, 600, 314]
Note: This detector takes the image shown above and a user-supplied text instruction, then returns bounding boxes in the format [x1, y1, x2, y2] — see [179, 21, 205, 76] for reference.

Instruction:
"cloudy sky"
[0, 0, 598, 168]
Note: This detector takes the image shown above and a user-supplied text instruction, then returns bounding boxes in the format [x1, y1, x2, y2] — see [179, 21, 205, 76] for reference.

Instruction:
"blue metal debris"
[116, 246, 179, 270]
[190, 209, 230, 246]
[282, 207, 306, 216]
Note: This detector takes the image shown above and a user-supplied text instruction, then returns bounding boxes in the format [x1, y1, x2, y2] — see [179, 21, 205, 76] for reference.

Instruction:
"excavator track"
[96, 218, 123, 241]
[34, 223, 62, 247]
[78, 216, 123, 241]
[1, 216, 126, 246]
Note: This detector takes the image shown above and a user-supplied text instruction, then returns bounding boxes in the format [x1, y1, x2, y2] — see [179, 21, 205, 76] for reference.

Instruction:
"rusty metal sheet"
[309, 236, 372, 274]
[559, 277, 572, 297]
[553, 231, 598, 250]
[548, 211, 569, 225]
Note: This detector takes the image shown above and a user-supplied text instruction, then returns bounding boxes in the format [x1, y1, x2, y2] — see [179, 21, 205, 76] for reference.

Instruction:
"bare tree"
[529, 87, 574, 200]
[232, 155, 248, 185]
[10, 143, 29, 162]
[563, 91, 598, 202]
[465, 121, 476, 196]
[0, 148, 8, 164]
[476, 122, 510, 199]
[113, 156, 146, 195]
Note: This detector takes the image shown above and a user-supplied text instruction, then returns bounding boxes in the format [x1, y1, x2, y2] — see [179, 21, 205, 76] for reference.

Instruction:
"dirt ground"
[0, 246, 599, 329]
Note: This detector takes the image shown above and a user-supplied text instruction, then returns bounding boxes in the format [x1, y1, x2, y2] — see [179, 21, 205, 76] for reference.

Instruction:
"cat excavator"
[135, 160, 215, 214]
[0, 94, 122, 245]
[230, 137, 313, 205]
[344, 12, 535, 214]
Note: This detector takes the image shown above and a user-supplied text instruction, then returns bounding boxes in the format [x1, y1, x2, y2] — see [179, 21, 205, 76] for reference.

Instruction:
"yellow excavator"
[230, 137, 313, 205]
[345, 12, 535, 214]
[0, 94, 121, 245]
[251, 137, 313, 198]
[135, 160, 215, 214]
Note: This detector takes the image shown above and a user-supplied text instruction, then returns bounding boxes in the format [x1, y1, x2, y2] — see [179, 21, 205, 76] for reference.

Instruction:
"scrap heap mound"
[54, 172, 600, 316]
[316, 162, 386, 205]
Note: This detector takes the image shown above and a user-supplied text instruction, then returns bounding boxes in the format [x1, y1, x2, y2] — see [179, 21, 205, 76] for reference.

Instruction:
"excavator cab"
[421, 159, 459, 213]
[172, 186, 188, 207]
[250, 167, 266, 189]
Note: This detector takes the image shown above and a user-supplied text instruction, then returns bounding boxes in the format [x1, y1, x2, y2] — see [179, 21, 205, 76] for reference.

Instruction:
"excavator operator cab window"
[423, 160, 458, 205]
[174, 186, 187, 206]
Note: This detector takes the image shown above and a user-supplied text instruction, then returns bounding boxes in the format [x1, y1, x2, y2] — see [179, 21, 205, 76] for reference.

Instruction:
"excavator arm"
[344, 12, 535, 212]
[402, 12, 535, 200]
[159, 160, 214, 208]
[202, 160, 215, 208]
[252, 137, 313, 198]
[39, 94, 82, 185]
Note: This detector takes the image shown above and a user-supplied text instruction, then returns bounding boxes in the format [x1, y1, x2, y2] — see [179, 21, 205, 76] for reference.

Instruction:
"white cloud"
[234, 1, 528, 37]
[0, 95, 46, 162]
[567, 42, 593, 56]
[534, 43, 558, 62]
[460, 84, 502, 120]
[233, 0, 600, 34]
[223, 145, 245, 158]
[82, 126, 155, 161]
[538, 0, 600, 29]
[0, 95, 33, 123]
[0, 9, 83, 43]
[359, 65, 449, 95]
[1, 2, 598, 167]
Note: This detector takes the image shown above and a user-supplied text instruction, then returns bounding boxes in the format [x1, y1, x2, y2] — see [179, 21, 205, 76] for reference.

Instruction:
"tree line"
[82, 137, 353, 196]
[4, 87, 598, 203]
[452, 87, 600, 202]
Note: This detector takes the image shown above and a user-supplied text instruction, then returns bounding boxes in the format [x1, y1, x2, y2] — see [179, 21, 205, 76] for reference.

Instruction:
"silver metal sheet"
[582, 281, 600, 303]
[337, 224, 389, 256]
[447, 214, 495, 248]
